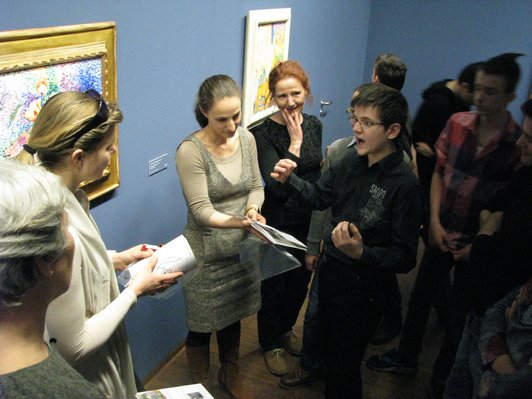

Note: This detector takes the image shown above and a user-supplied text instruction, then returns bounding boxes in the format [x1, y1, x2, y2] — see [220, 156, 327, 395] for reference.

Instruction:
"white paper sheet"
[118, 235, 196, 288]
[136, 383, 214, 399]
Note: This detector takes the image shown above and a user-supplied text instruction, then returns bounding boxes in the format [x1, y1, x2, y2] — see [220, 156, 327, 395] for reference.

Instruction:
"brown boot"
[185, 344, 210, 383]
[217, 325, 254, 399]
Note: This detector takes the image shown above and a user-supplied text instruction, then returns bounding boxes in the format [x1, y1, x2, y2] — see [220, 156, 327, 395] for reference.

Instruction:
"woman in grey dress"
[175, 75, 265, 399]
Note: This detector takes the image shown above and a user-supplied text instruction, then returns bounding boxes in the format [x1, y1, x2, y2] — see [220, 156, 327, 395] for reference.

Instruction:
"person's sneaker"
[365, 348, 417, 374]
[279, 368, 321, 389]
[370, 317, 402, 345]
[281, 331, 302, 356]
[264, 348, 289, 376]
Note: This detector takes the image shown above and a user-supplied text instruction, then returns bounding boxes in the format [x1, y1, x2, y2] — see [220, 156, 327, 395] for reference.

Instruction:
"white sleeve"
[45, 228, 137, 364]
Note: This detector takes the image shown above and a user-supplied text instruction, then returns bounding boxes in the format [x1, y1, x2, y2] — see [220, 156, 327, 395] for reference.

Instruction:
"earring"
[49, 270, 55, 277]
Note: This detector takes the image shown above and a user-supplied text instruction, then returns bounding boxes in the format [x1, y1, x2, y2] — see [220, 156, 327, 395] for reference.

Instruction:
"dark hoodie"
[412, 79, 469, 147]
[412, 79, 470, 198]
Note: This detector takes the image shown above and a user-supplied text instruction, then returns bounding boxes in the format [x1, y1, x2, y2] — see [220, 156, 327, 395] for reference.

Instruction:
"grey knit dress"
[180, 132, 261, 332]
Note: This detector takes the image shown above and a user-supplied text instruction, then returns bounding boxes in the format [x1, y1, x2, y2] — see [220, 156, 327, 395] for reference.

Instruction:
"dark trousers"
[300, 259, 322, 373]
[257, 247, 312, 350]
[319, 258, 383, 399]
[380, 272, 403, 327]
[399, 246, 471, 387]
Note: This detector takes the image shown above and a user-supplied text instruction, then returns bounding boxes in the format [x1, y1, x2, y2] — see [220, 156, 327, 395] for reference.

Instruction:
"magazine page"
[136, 383, 214, 399]
[118, 235, 197, 288]
[250, 221, 307, 250]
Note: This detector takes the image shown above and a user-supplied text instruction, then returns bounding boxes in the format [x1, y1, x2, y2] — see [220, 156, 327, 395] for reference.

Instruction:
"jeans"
[444, 311, 482, 399]
[300, 259, 322, 373]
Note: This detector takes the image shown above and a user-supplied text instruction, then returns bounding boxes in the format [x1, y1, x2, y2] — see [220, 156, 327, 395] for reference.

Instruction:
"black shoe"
[366, 348, 417, 374]
[370, 318, 402, 345]
[279, 368, 320, 389]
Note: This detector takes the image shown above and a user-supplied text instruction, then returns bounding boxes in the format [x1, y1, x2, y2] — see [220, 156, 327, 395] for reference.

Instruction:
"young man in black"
[271, 83, 421, 398]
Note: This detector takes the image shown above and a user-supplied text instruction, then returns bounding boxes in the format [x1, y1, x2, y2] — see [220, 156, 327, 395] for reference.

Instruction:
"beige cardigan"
[46, 187, 136, 399]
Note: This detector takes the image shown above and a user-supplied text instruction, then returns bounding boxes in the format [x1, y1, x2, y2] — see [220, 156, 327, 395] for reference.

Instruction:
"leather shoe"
[366, 347, 417, 374]
[264, 348, 288, 376]
[279, 368, 320, 389]
[281, 331, 302, 356]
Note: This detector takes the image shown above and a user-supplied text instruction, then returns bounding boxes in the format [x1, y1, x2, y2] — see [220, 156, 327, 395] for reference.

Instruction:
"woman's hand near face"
[128, 256, 183, 297]
[281, 108, 304, 157]
[112, 244, 154, 271]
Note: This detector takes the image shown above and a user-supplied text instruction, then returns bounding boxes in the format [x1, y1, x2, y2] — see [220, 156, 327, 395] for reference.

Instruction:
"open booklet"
[136, 383, 214, 399]
[250, 221, 307, 251]
[117, 235, 197, 291]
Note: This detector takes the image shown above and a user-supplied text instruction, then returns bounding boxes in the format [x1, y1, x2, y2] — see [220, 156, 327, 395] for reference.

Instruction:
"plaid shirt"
[434, 111, 520, 248]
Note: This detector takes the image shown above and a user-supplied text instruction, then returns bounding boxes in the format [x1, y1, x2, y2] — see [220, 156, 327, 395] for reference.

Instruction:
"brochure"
[118, 235, 197, 289]
[250, 221, 307, 251]
[136, 383, 214, 399]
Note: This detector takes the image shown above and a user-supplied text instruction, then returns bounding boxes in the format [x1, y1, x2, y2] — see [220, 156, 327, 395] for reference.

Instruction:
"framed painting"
[242, 8, 291, 128]
[0, 22, 119, 200]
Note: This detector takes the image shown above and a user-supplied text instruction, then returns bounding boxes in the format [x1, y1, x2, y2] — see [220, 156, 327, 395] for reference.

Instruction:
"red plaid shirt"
[434, 111, 520, 248]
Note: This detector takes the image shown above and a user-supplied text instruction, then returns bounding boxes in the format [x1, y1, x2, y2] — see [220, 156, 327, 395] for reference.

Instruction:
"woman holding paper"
[17, 90, 182, 398]
[175, 74, 265, 399]
[250, 60, 322, 376]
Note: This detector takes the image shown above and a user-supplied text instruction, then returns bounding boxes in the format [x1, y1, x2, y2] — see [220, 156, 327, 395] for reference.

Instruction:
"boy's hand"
[331, 221, 363, 259]
[304, 253, 319, 272]
[453, 244, 471, 262]
[271, 159, 297, 183]
[491, 354, 518, 375]
[429, 220, 451, 252]
[414, 141, 434, 157]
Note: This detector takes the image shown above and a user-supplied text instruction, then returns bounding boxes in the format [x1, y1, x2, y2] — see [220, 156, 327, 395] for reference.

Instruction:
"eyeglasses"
[70, 89, 110, 144]
[346, 108, 385, 130]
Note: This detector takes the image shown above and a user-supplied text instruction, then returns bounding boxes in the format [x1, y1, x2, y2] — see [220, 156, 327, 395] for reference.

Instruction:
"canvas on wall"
[0, 22, 119, 200]
[242, 8, 291, 128]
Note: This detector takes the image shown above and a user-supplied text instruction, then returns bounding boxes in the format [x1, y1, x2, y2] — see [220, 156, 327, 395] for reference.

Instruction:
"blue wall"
[3, 0, 531, 380]
[2, 0, 370, 379]
[364, 0, 532, 121]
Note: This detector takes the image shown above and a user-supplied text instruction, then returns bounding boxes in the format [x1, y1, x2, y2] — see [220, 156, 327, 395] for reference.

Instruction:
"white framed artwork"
[242, 8, 291, 128]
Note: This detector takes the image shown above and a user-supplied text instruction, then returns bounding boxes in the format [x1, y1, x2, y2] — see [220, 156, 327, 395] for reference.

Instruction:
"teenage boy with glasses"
[271, 82, 422, 398]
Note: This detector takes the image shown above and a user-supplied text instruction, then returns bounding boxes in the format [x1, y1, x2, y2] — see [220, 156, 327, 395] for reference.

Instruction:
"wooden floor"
[145, 240, 445, 398]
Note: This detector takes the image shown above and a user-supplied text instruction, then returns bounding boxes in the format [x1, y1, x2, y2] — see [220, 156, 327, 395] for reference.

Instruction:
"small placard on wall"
[148, 153, 168, 176]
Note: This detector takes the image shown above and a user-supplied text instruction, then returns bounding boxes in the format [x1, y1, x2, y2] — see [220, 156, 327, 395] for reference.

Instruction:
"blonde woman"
[17, 90, 182, 398]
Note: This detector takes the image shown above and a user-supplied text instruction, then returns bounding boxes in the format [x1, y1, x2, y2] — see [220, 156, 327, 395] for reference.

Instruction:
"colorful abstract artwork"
[242, 8, 291, 128]
[252, 22, 287, 114]
[0, 22, 118, 200]
[0, 58, 102, 159]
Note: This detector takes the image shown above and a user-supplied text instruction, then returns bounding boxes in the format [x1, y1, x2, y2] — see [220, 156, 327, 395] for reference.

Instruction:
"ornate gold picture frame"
[0, 22, 119, 200]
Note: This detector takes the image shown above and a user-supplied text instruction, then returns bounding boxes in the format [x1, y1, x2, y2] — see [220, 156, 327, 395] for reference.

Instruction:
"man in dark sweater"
[413, 61, 482, 231]
[271, 83, 421, 398]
